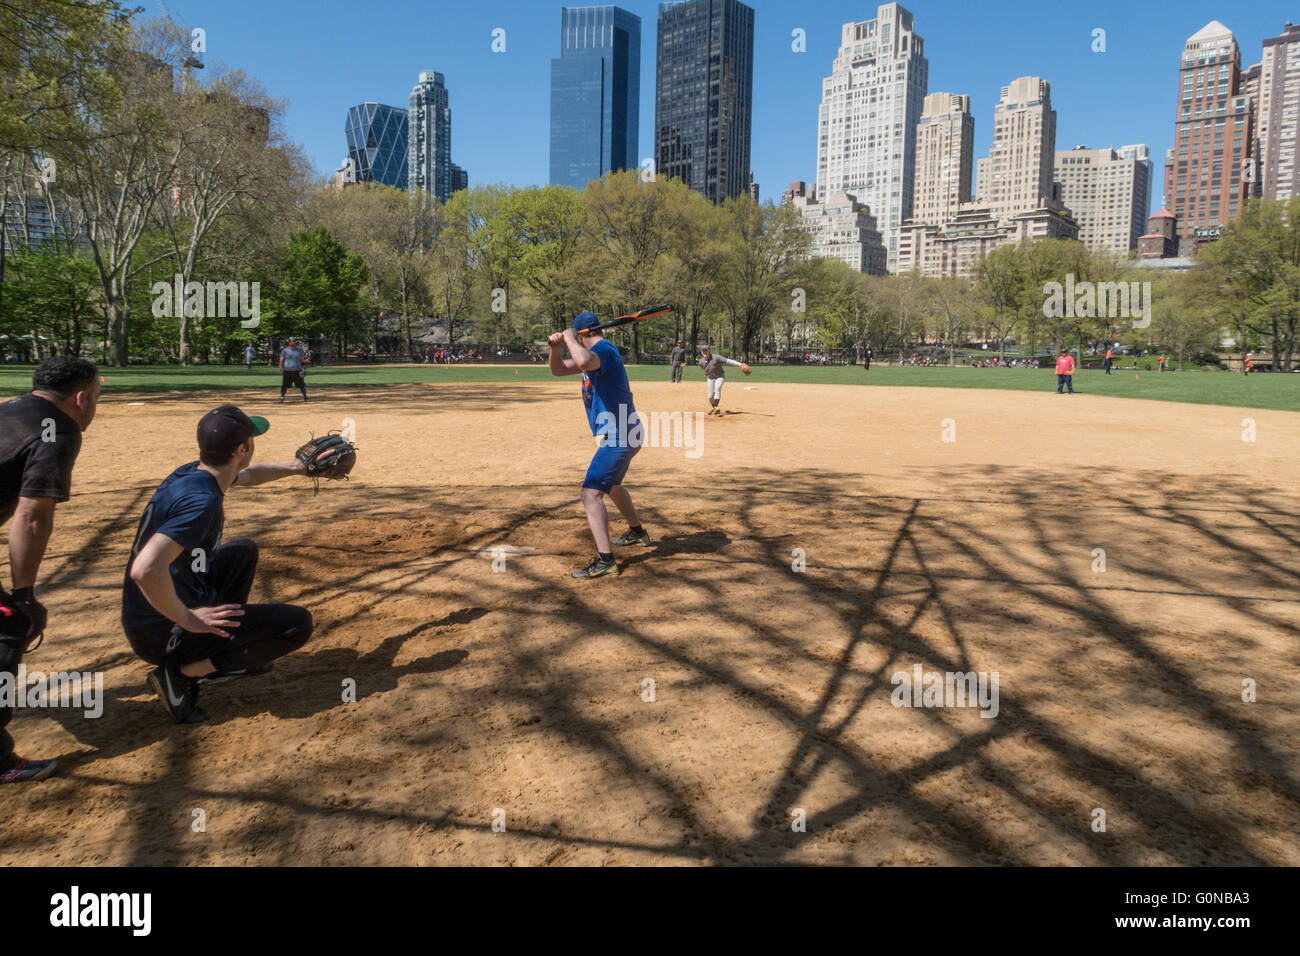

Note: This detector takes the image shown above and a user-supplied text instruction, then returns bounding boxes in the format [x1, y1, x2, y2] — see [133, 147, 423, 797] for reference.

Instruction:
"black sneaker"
[572, 555, 620, 579]
[612, 528, 652, 547]
[200, 662, 274, 684]
[148, 666, 209, 724]
[0, 757, 58, 784]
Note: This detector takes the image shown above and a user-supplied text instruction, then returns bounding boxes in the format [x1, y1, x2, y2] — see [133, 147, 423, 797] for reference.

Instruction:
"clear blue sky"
[155, 0, 1296, 207]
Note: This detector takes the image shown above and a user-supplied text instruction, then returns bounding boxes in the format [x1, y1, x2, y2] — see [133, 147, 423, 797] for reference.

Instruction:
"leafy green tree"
[1194, 198, 1300, 371]
[2, 245, 101, 355]
[260, 227, 367, 351]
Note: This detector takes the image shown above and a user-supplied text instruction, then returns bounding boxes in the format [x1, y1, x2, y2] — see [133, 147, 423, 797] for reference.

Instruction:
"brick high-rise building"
[1163, 21, 1256, 241]
[1257, 21, 1300, 200]
[911, 92, 973, 226]
[816, 3, 928, 272]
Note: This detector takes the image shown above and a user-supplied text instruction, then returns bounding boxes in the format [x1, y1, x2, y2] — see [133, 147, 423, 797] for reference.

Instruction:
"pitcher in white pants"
[698, 345, 751, 416]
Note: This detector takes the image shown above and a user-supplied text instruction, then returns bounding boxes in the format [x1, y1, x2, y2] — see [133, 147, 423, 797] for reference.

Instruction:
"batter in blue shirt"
[548, 311, 653, 579]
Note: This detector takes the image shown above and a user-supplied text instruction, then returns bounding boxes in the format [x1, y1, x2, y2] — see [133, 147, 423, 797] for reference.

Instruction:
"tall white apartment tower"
[981, 76, 1057, 222]
[816, 3, 928, 272]
[1258, 22, 1300, 200]
[912, 92, 974, 225]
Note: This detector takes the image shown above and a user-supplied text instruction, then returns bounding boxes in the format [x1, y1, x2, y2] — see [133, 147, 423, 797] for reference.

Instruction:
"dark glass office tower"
[344, 103, 409, 189]
[550, 5, 642, 190]
[655, 0, 754, 203]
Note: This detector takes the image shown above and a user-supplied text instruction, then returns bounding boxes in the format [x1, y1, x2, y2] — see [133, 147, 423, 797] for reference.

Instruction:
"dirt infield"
[2, 379, 1298, 865]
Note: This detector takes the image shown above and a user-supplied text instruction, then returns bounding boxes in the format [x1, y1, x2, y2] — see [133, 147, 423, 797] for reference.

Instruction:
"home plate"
[743, 386, 758, 390]
[128, 402, 146, 406]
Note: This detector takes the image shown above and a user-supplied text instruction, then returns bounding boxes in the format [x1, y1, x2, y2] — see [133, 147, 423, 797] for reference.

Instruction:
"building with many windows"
[816, 3, 928, 272]
[1163, 22, 1257, 241]
[1053, 145, 1152, 254]
[408, 71, 467, 201]
[791, 191, 888, 275]
[344, 102, 408, 189]
[549, 5, 641, 190]
[979, 76, 1057, 223]
[898, 77, 1076, 277]
[910, 92, 973, 227]
[655, 0, 754, 203]
[1257, 21, 1300, 200]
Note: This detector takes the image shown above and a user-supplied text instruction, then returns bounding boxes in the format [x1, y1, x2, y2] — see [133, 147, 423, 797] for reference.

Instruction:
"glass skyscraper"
[655, 0, 754, 203]
[344, 103, 409, 189]
[409, 71, 456, 201]
[549, 5, 642, 190]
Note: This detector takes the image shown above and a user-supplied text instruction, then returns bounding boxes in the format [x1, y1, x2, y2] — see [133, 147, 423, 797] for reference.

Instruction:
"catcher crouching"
[121, 405, 354, 724]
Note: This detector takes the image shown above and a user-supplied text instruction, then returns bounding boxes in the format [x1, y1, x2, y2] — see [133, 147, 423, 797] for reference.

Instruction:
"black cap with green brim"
[198, 404, 269, 459]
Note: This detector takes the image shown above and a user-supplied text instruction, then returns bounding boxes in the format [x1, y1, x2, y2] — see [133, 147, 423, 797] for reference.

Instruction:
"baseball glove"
[296, 433, 357, 484]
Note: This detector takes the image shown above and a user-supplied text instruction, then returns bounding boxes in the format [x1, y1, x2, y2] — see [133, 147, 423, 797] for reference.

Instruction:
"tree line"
[1, 3, 1294, 369]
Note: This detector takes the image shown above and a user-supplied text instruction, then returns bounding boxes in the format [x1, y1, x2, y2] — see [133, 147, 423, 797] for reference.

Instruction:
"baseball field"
[1, 367, 1298, 865]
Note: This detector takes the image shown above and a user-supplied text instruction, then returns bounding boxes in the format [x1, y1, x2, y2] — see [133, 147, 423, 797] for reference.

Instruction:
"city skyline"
[143, 1, 1296, 204]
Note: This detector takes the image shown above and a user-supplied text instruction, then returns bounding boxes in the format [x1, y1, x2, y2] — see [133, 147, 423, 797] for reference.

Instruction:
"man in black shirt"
[0, 356, 100, 784]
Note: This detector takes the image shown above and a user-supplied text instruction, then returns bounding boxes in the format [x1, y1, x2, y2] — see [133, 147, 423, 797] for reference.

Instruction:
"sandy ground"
[1, 377, 1298, 866]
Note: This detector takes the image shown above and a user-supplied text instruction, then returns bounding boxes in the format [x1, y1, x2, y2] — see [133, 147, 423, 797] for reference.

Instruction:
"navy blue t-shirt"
[121, 462, 225, 629]
[581, 338, 637, 443]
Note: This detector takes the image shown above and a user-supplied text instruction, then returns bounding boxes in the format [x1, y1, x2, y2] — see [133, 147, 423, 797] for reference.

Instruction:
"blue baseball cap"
[572, 311, 600, 332]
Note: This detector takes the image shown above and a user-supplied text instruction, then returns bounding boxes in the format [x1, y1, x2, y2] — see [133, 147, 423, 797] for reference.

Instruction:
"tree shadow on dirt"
[8, 464, 1298, 865]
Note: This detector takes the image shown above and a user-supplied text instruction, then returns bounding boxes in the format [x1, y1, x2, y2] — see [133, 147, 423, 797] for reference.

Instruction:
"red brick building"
[1163, 21, 1258, 243]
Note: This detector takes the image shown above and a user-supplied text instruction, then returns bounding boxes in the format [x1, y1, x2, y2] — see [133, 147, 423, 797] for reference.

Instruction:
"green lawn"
[1, 362, 1296, 412]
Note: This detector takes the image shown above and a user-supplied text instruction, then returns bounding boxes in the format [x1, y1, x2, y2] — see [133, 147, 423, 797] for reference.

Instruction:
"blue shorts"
[583, 442, 639, 492]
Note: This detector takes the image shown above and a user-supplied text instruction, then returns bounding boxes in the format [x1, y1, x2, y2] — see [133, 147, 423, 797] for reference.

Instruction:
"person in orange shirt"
[1055, 348, 1076, 394]
[1244, 351, 1253, 375]
[1104, 347, 1114, 375]
[1158, 354, 1167, 373]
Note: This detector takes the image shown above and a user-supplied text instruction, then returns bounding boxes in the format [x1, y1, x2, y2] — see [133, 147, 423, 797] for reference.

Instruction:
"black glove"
[8, 587, 46, 647]
[296, 433, 357, 480]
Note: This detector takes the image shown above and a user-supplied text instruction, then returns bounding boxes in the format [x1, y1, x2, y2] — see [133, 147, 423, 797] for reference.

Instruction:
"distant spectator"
[1055, 348, 1076, 395]
[670, 340, 687, 383]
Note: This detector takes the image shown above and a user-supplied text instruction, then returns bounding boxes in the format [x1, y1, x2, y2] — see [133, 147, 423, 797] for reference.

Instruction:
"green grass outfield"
[1, 362, 1297, 412]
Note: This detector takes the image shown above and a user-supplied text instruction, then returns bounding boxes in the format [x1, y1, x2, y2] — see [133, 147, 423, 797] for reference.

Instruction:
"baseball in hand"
[741, 363, 753, 375]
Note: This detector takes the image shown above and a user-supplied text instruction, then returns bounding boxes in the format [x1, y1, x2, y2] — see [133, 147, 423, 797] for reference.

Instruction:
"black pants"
[124, 539, 312, 671]
[0, 587, 34, 769]
[281, 370, 306, 397]
[671, 363, 683, 383]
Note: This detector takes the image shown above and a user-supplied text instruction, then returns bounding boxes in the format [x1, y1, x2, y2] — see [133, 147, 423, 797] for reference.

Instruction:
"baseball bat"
[586, 303, 673, 334]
